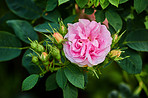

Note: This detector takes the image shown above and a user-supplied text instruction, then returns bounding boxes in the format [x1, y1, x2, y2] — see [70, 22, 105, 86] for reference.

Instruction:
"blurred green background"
[0, 0, 148, 98]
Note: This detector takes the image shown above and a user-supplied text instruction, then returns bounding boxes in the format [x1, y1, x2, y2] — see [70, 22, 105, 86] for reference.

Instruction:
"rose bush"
[63, 19, 112, 67]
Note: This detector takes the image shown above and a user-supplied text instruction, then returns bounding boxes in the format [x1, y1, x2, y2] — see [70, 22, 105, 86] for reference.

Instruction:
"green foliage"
[56, 68, 67, 89]
[58, 0, 70, 5]
[95, 10, 105, 22]
[22, 74, 39, 91]
[108, 0, 119, 7]
[34, 22, 59, 33]
[117, 49, 142, 74]
[63, 15, 77, 25]
[7, 20, 38, 44]
[63, 82, 78, 98]
[42, 10, 61, 23]
[134, 0, 147, 14]
[46, 73, 58, 91]
[126, 29, 148, 52]
[1, 0, 148, 97]
[46, 0, 58, 11]
[75, 0, 88, 8]
[85, 8, 94, 15]
[0, 31, 21, 62]
[6, 0, 42, 20]
[105, 9, 122, 31]
[100, 0, 109, 9]
[64, 64, 85, 89]
[22, 49, 41, 74]
[119, 0, 128, 4]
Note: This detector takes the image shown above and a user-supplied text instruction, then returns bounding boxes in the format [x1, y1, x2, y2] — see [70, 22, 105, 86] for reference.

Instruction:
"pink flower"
[63, 19, 112, 67]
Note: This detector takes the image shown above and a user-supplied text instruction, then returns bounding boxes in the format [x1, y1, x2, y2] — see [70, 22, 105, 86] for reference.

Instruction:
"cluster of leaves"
[22, 63, 87, 98]
[0, 0, 148, 98]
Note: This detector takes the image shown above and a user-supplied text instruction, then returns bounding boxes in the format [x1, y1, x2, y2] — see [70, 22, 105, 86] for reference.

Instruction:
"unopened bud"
[59, 21, 67, 35]
[30, 41, 38, 49]
[110, 50, 122, 58]
[51, 46, 61, 60]
[114, 34, 118, 41]
[40, 52, 48, 62]
[53, 32, 64, 44]
[32, 56, 39, 64]
[37, 44, 45, 52]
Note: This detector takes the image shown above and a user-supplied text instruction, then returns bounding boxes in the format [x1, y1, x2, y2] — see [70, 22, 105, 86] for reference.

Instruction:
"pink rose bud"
[110, 50, 121, 58]
[59, 21, 67, 35]
[40, 52, 48, 62]
[53, 33, 64, 44]
[114, 34, 118, 41]
[63, 19, 112, 67]
[102, 18, 109, 29]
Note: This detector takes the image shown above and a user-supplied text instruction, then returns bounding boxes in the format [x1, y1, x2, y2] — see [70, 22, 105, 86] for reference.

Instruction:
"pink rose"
[63, 19, 112, 67]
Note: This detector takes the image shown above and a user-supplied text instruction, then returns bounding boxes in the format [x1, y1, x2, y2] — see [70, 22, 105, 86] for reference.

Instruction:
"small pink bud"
[114, 34, 118, 41]
[41, 52, 48, 62]
[110, 50, 122, 58]
[102, 18, 109, 29]
[53, 33, 64, 44]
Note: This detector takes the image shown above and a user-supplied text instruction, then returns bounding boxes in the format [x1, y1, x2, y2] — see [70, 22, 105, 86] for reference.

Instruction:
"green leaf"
[56, 68, 67, 89]
[64, 64, 85, 89]
[63, 15, 77, 25]
[6, 0, 42, 20]
[134, 0, 147, 14]
[85, 8, 94, 15]
[42, 10, 61, 23]
[22, 74, 39, 91]
[63, 83, 78, 98]
[100, 0, 105, 4]
[117, 49, 142, 74]
[46, 0, 58, 11]
[22, 49, 41, 74]
[0, 12, 19, 32]
[144, 21, 148, 29]
[0, 31, 21, 62]
[95, 10, 105, 22]
[58, 0, 69, 5]
[119, 0, 128, 4]
[7, 20, 38, 44]
[105, 9, 122, 31]
[126, 29, 148, 52]
[100, 0, 109, 9]
[75, 0, 88, 8]
[34, 22, 59, 33]
[108, 0, 119, 7]
[46, 73, 58, 91]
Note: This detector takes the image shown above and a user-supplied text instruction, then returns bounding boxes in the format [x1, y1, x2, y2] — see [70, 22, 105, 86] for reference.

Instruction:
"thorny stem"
[37, 64, 44, 73]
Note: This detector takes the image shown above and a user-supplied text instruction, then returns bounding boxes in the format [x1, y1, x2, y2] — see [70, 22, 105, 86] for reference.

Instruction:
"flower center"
[88, 36, 91, 41]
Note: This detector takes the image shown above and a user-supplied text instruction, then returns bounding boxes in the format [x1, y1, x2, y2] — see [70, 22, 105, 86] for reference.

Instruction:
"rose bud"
[40, 52, 48, 62]
[37, 44, 45, 52]
[59, 21, 67, 35]
[110, 50, 122, 58]
[30, 41, 38, 50]
[53, 32, 64, 44]
[32, 56, 39, 64]
[51, 46, 61, 60]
